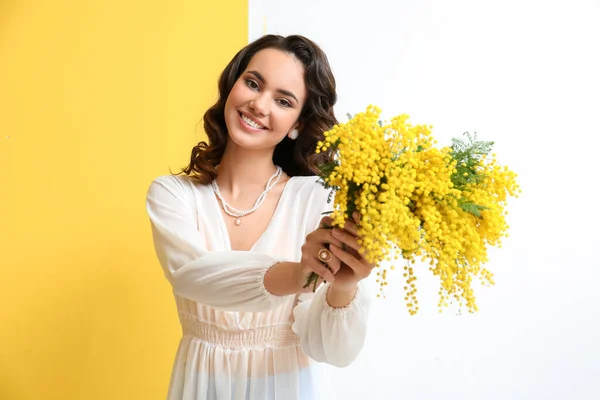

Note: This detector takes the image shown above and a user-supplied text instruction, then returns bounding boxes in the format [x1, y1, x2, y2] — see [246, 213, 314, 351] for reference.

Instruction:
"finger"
[307, 228, 344, 249]
[343, 219, 359, 236]
[330, 244, 371, 278]
[312, 245, 342, 275]
[302, 239, 342, 276]
[307, 258, 336, 283]
[331, 228, 361, 252]
[325, 254, 342, 274]
[319, 216, 335, 229]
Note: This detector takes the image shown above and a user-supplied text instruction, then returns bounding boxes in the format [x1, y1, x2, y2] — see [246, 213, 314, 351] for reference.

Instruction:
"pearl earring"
[288, 129, 299, 140]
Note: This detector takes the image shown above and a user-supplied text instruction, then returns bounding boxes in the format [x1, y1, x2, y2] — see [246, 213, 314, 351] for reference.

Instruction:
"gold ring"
[318, 248, 332, 263]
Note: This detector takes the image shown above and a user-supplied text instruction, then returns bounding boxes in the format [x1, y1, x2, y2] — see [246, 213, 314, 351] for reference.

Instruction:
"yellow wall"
[0, 1, 247, 398]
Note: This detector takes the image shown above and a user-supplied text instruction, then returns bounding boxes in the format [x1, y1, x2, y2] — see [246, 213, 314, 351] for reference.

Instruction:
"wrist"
[326, 282, 358, 308]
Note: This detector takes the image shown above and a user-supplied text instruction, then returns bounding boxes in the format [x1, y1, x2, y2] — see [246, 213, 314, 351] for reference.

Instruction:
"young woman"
[146, 34, 376, 400]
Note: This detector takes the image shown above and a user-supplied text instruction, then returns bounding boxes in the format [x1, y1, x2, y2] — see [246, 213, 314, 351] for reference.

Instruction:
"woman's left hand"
[328, 212, 376, 289]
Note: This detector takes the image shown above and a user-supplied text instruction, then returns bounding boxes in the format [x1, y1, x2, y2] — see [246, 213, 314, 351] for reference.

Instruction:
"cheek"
[228, 80, 249, 103]
[278, 112, 301, 132]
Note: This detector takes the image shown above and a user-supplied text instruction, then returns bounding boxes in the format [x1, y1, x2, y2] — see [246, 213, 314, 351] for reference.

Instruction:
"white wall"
[250, 0, 600, 399]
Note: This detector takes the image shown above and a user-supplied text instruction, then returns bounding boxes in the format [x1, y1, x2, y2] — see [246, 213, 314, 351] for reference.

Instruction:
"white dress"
[146, 174, 371, 400]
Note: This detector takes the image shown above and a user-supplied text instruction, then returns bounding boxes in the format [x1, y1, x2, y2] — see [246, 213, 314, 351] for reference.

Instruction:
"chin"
[228, 131, 286, 153]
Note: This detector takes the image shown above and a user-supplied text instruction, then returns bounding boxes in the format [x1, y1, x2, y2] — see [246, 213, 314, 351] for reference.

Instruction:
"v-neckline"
[209, 176, 296, 252]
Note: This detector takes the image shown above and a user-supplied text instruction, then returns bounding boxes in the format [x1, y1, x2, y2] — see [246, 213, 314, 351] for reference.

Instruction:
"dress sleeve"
[291, 282, 371, 367]
[291, 182, 372, 367]
[146, 175, 292, 312]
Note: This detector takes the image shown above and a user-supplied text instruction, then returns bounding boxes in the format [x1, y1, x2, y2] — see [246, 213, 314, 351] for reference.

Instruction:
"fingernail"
[353, 211, 359, 220]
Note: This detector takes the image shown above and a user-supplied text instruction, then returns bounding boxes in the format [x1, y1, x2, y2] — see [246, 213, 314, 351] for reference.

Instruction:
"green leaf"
[449, 132, 494, 191]
[459, 201, 489, 218]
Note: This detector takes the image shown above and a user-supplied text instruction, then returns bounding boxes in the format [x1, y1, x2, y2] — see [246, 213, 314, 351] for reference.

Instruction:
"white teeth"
[241, 114, 264, 129]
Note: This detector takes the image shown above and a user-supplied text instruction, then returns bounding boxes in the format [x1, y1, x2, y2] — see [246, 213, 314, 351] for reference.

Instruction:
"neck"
[215, 142, 282, 196]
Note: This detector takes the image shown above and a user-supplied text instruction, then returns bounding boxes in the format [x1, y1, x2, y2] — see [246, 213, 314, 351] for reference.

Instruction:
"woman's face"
[224, 48, 307, 152]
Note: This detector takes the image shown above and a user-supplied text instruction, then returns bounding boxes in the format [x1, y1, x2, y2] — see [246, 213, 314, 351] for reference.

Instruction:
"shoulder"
[286, 175, 334, 218]
[285, 176, 334, 233]
[146, 174, 209, 204]
[288, 175, 330, 201]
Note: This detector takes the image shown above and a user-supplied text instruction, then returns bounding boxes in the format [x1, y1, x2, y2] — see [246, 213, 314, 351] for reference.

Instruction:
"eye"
[276, 98, 292, 108]
[245, 78, 259, 91]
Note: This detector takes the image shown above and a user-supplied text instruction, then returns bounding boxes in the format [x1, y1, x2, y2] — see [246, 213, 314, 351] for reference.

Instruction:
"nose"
[249, 94, 270, 116]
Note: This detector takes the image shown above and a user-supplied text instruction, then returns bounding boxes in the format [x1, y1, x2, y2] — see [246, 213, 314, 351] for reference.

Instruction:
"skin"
[215, 48, 375, 307]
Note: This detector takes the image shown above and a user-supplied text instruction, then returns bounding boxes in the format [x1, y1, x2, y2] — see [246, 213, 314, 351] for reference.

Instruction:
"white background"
[250, 0, 600, 399]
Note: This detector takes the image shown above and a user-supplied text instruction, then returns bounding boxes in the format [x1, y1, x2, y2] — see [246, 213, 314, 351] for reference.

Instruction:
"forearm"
[167, 252, 295, 312]
[263, 261, 307, 296]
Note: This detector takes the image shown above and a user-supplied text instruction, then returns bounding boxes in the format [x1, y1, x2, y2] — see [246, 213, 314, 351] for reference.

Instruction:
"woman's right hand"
[298, 216, 344, 292]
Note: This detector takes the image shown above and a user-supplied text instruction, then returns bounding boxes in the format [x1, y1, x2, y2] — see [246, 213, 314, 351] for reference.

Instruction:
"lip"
[239, 111, 268, 130]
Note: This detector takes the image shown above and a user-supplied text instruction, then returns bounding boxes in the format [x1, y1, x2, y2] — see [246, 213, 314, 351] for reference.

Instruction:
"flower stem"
[303, 272, 320, 292]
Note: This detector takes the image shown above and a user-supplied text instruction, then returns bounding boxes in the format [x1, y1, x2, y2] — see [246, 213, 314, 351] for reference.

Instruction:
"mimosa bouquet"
[305, 106, 520, 314]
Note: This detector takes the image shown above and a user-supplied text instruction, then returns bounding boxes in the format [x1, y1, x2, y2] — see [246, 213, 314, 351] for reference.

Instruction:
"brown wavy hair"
[178, 34, 338, 184]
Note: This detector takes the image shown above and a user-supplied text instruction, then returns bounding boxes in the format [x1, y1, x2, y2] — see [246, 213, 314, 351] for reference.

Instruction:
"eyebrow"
[247, 70, 299, 103]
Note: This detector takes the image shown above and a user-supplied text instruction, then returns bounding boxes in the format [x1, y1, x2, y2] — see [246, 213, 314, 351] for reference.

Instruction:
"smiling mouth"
[239, 112, 267, 130]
